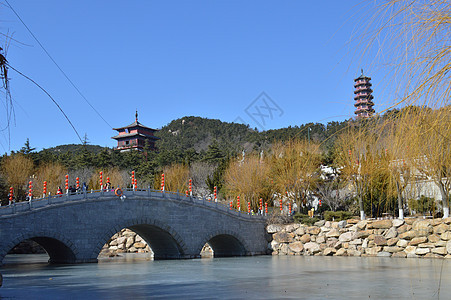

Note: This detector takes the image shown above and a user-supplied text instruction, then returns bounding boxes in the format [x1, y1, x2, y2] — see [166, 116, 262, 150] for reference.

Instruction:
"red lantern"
[161, 173, 165, 192]
[288, 202, 292, 215]
[189, 179, 192, 195]
[65, 174, 69, 191]
[248, 202, 251, 213]
[237, 196, 240, 211]
[348, 149, 352, 156]
[319, 199, 322, 206]
[43, 181, 47, 196]
[186, 190, 189, 197]
[28, 181, 33, 199]
[214, 186, 217, 201]
[259, 198, 263, 212]
[229, 201, 233, 210]
[99, 171, 103, 188]
[265, 202, 268, 215]
[9, 187, 13, 204]
[279, 199, 283, 212]
[76, 177, 80, 190]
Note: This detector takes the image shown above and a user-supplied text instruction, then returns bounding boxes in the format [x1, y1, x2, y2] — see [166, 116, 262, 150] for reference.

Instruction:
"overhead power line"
[5, 0, 113, 129]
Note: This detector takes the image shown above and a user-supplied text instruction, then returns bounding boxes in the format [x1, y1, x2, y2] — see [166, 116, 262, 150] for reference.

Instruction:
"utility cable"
[5, 0, 113, 129]
[7, 63, 83, 143]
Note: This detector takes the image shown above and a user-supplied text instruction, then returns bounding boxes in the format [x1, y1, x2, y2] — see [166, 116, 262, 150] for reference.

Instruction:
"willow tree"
[269, 140, 322, 213]
[224, 154, 271, 211]
[404, 107, 451, 217]
[1, 153, 34, 201]
[162, 163, 190, 194]
[34, 162, 67, 196]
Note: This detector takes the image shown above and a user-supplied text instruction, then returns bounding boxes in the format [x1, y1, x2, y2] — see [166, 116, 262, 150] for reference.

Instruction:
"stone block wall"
[268, 217, 451, 258]
[100, 229, 153, 256]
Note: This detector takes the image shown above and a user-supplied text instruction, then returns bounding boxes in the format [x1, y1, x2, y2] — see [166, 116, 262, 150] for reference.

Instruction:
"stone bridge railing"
[0, 188, 266, 221]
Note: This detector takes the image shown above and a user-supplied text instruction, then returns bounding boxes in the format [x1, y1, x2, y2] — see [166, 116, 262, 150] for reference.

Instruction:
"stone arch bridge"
[0, 189, 268, 264]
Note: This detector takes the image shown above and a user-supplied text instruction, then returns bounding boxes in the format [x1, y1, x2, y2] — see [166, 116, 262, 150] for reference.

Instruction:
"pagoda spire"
[135, 110, 138, 122]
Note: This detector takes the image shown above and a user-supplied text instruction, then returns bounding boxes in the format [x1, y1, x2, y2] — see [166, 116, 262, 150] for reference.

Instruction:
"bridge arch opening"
[203, 234, 246, 257]
[4, 237, 76, 264]
[99, 224, 184, 260]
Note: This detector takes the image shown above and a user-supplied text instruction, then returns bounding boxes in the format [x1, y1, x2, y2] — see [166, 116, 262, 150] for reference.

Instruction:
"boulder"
[270, 240, 280, 251]
[349, 238, 362, 245]
[408, 237, 427, 246]
[447, 240, 451, 254]
[334, 248, 347, 256]
[337, 220, 347, 229]
[399, 230, 416, 240]
[374, 235, 387, 246]
[273, 232, 295, 243]
[357, 220, 368, 230]
[279, 243, 289, 255]
[404, 246, 416, 255]
[326, 229, 340, 238]
[347, 249, 362, 257]
[397, 224, 411, 234]
[428, 234, 440, 243]
[128, 246, 137, 253]
[324, 221, 332, 228]
[377, 251, 392, 257]
[441, 232, 451, 241]
[442, 217, 451, 224]
[323, 247, 336, 256]
[133, 242, 146, 249]
[339, 232, 356, 242]
[314, 220, 326, 227]
[424, 253, 441, 258]
[304, 242, 321, 253]
[407, 253, 418, 258]
[267, 224, 283, 234]
[288, 241, 304, 253]
[116, 237, 127, 245]
[300, 234, 311, 244]
[365, 247, 382, 256]
[370, 220, 392, 229]
[417, 243, 435, 248]
[356, 230, 373, 239]
[316, 235, 326, 244]
[384, 227, 398, 239]
[396, 239, 408, 248]
[306, 226, 321, 235]
[362, 238, 368, 248]
[295, 227, 306, 236]
[392, 251, 407, 258]
[383, 246, 403, 253]
[285, 224, 299, 233]
[412, 220, 433, 236]
[432, 247, 447, 255]
[387, 238, 399, 246]
[415, 247, 430, 255]
[433, 223, 449, 234]
[392, 219, 405, 227]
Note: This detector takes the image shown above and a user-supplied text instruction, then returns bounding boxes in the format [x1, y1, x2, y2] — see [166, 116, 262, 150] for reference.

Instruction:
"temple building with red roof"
[112, 111, 159, 151]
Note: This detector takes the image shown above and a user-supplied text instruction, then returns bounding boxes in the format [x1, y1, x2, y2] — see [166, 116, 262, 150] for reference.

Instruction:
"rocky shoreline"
[267, 217, 451, 258]
[100, 229, 213, 257]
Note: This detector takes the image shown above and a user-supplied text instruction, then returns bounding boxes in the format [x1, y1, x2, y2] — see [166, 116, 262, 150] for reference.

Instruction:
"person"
[56, 186, 63, 197]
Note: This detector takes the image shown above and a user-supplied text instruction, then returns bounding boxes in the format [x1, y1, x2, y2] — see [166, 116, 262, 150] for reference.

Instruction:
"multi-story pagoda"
[354, 70, 375, 118]
[112, 111, 159, 152]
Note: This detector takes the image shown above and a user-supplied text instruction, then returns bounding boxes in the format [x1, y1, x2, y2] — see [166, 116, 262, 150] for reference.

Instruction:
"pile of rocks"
[100, 229, 153, 256]
[268, 217, 451, 258]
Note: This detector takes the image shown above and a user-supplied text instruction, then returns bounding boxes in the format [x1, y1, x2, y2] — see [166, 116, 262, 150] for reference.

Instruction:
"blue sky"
[0, 0, 392, 152]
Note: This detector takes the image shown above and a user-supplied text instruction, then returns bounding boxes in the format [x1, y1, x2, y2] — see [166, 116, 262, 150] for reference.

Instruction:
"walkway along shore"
[267, 217, 451, 258]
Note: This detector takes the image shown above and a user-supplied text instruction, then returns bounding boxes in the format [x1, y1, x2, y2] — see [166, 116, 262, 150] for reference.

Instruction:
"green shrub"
[323, 211, 353, 221]
[408, 196, 436, 215]
[293, 212, 319, 226]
